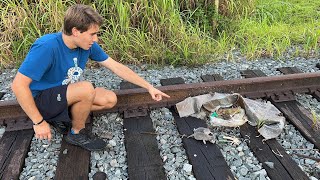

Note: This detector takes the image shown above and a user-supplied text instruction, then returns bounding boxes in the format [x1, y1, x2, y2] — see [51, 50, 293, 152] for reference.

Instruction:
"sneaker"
[65, 128, 106, 151]
[49, 121, 70, 135]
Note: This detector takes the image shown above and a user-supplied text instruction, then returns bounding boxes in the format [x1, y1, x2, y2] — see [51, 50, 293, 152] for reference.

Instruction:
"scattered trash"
[176, 92, 286, 140]
[187, 127, 215, 144]
[210, 111, 218, 118]
[209, 107, 247, 127]
[176, 93, 247, 127]
[163, 155, 167, 162]
[221, 135, 241, 146]
[264, 161, 274, 169]
[272, 149, 283, 157]
[63, 149, 68, 155]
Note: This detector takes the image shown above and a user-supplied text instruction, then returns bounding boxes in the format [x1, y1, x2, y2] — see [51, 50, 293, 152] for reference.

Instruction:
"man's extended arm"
[11, 72, 52, 140]
[99, 57, 170, 101]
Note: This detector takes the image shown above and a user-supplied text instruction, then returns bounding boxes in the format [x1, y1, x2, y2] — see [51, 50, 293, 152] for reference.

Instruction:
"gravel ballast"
[0, 55, 319, 179]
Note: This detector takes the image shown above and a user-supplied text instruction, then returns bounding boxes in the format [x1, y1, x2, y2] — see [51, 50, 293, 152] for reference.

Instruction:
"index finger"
[161, 92, 170, 98]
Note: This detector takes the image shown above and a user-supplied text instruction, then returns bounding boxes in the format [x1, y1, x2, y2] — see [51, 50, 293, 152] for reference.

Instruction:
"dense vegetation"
[0, 0, 319, 68]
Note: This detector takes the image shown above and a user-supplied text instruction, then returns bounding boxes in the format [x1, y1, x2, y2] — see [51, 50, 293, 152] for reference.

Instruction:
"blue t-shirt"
[19, 32, 109, 97]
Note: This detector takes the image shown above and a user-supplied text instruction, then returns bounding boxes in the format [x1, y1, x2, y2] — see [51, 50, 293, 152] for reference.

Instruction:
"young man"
[11, 4, 170, 151]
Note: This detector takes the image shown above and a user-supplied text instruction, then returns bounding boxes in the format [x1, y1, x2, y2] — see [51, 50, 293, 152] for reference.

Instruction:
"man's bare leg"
[91, 87, 117, 111]
[65, 82, 107, 151]
[67, 81, 96, 133]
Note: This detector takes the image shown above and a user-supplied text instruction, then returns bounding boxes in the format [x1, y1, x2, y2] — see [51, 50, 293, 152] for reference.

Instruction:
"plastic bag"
[176, 92, 286, 140]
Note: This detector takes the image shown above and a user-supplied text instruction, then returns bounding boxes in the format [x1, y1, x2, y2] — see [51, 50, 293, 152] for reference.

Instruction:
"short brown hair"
[63, 4, 103, 35]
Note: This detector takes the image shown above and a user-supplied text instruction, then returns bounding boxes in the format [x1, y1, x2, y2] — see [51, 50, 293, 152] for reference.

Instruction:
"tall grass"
[0, 0, 72, 68]
[96, 0, 220, 65]
[0, 0, 319, 69]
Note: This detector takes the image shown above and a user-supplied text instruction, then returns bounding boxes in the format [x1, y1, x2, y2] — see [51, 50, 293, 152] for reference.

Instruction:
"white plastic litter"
[242, 97, 285, 140]
[175, 92, 286, 140]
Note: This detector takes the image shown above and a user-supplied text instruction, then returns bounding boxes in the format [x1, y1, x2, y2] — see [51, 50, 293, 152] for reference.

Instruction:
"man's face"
[74, 24, 99, 50]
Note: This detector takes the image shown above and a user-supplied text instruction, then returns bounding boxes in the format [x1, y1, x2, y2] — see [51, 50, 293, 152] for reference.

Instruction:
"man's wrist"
[146, 84, 154, 91]
[33, 119, 45, 126]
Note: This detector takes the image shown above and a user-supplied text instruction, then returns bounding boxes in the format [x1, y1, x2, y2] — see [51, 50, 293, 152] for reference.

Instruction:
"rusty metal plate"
[123, 107, 148, 118]
[277, 67, 302, 74]
[201, 74, 224, 82]
[240, 70, 266, 78]
[160, 77, 185, 85]
[5, 117, 33, 132]
[269, 92, 296, 102]
[0, 100, 27, 122]
[311, 89, 320, 101]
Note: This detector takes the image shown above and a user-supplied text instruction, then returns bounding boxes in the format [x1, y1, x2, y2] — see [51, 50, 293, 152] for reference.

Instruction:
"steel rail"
[1, 72, 320, 123]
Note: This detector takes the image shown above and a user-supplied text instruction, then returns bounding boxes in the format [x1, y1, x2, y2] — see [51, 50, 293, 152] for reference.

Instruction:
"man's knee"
[67, 81, 96, 104]
[107, 92, 117, 108]
[95, 88, 117, 109]
[101, 90, 117, 109]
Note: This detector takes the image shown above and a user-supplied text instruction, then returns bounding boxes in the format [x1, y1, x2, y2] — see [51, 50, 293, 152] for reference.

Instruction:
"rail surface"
[1, 72, 320, 127]
[0, 66, 320, 179]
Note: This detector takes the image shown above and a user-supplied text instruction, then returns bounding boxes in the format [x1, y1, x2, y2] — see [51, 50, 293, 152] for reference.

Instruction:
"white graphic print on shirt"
[62, 57, 83, 85]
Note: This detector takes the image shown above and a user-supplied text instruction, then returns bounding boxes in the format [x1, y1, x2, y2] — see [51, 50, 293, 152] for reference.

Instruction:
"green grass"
[311, 109, 320, 130]
[233, 0, 320, 58]
[0, 0, 319, 69]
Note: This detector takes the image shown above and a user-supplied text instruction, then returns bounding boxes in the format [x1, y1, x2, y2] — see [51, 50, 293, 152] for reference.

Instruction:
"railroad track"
[1, 66, 320, 180]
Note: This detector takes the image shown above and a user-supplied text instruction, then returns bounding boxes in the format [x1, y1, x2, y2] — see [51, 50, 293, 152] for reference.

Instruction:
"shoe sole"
[64, 136, 106, 151]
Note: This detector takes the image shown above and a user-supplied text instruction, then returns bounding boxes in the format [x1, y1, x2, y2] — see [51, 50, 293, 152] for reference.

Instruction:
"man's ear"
[71, 27, 80, 37]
